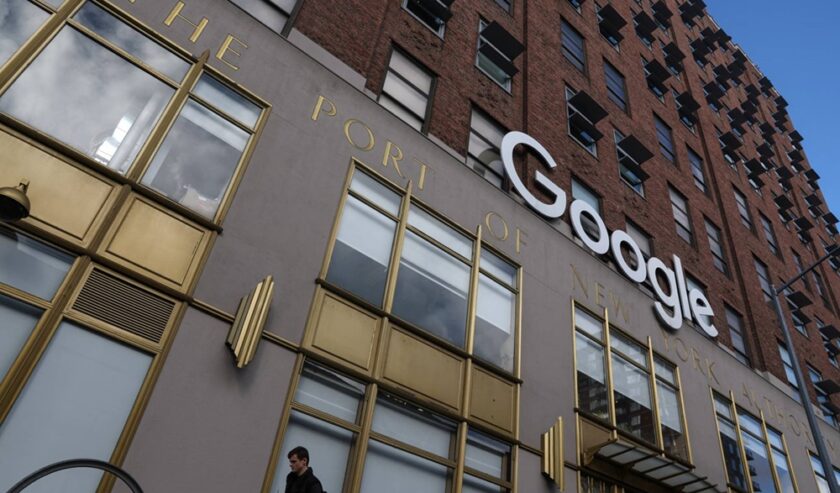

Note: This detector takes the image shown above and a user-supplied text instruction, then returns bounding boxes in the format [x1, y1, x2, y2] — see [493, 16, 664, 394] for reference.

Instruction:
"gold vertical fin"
[226, 275, 275, 368]
[541, 417, 564, 489]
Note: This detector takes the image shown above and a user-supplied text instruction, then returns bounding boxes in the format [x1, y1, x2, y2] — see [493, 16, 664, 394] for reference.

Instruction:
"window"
[467, 108, 506, 188]
[654, 115, 675, 163]
[566, 87, 607, 156]
[270, 362, 514, 493]
[615, 130, 653, 195]
[705, 219, 727, 274]
[0, 0, 50, 67]
[604, 60, 627, 111]
[326, 167, 520, 372]
[754, 258, 773, 302]
[379, 49, 433, 132]
[597, 3, 626, 49]
[626, 220, 652, 259]
[643, 57, 669, 100]
[0, 3, 266, 221]
[476, 20, 524, 91]
[574, 305, 690, 461]
[818, 318, 840, 368]
[561, 21, 586, 71]
[687, 147, 706, 192]
[733, 188, 753, 229]
[779, 342, 799, 391]
[493, 0, 512, 13]
[714, 393, 797, 493]
[572, 178, 602, 238]
[402, 0, 452, 36]
[725, 306, 749, 365]
[793, 251, 811, 291]
[760, 214, 780, 255]
[669, 187, 692, 243]
[227, 0, 298, 35]
[811, 453, 840, 493]
[814, 270, 830, 306]
[792, 309, 808, 336]
[809, 366, 838, 427]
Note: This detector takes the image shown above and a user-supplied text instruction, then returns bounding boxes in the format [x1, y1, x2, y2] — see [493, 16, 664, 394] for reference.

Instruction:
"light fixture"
[0, 179, 30, 221]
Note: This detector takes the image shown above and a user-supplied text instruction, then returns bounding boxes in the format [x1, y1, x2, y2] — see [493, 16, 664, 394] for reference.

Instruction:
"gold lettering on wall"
[484, 212, 509, 241]
[215, 34, 247, 71]
[515, 228, 527, 254]
[382, 141, 405, 179]
[164, 2, 209, 43]
[311, 95, 338, 121]
[411, 158, 429, 191]
[343, 119, 376, 151]
[570, 264, 630, 323]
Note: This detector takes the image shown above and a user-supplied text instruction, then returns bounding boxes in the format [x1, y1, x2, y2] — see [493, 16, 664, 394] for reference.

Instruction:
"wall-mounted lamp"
[0, 179, 31, 221]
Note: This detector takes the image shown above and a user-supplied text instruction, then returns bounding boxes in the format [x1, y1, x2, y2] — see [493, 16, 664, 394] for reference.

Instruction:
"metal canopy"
[651, 0, 673, 23]
[805, 194, 823, 207]
[756, 143, 773, 158]
[664, 42, 685, 63]
[776, 166, 794, 180]
[618, 135, 655, 164]
[569, 91, 608, 123]
[790, 130, 804, 142]
[591, 439, 724, 493]
[480, 21, 524, 59]
[413, 0, 454, 22]
[794, 217, 814, 231]
[744, 159, 765, 175]
[759, 122, 775, 137]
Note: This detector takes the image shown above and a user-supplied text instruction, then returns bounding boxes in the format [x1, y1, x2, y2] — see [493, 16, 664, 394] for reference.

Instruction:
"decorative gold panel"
[579, 417, 615, 466]
[306, 291, 379, 372]
[227, 275, 275, 368]
[0, 129, 115, 244]
[541, 417, 564, 489]
[382, 327, 464, 411]
[469, 367, 516, 434]
[102, 195, 210, 290]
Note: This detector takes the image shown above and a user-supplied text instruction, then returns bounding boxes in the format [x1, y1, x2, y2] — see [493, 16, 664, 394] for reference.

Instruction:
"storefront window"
[0, 322, 152, 492]
[325, 166, 520, 372]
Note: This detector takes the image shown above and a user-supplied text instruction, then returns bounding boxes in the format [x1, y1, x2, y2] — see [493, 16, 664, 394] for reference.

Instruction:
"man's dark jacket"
[285, 467, 324, 493]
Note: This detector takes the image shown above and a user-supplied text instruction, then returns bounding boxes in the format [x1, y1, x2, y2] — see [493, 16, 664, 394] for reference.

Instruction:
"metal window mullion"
[383, 181, 413, 312]
[647, 336, 665, 454]
[379, 92, 426, 124]
[405, 225, 473, 266]
[674, 365, 693, 464]
[477, 269, 517, 294]
[288, 402, 363, 434]
[760, 410, 785, 493]
[463, 465, 512, 489]
[465, 226, 482, 355]
[347, 383, 379, 492]
[387, 67, 431, 99]
[453, 422, 468, 493]
[730, 391, 756, 493]
[603, 307, 617, 426]
[367, 431, 457, 469]
[347, 190, 401, 222]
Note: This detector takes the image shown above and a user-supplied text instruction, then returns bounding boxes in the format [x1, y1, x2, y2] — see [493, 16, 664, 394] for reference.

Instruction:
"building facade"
[0, 0, 839, 492]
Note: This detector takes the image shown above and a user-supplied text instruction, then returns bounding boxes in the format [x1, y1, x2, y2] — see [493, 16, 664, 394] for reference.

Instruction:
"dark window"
[604, 60, 627, 111]
[759, 213, 779, 255]
[402, 0, 452, 36]
[705, 219, 727, 274]
[687, 146, 706, 192]
[725, 306, 749, 365]
[669, 187, 692, 243]
[733, 188, 753, 229]
[654, 114, 675, 163]
[561, 21, 586, 71]
[754, 257, 773, 302]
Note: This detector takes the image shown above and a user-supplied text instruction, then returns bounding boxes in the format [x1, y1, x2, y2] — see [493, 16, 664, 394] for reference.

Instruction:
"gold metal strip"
[318, 160, 357, 279]
[466, 225, 482, 355]
[675, 364, 693, 464]
[382, 180, 412, 312]
[648, 336, 665, 452]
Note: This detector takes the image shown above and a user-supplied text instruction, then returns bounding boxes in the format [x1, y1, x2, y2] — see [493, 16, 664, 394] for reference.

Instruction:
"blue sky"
[704, 0, 840, 218]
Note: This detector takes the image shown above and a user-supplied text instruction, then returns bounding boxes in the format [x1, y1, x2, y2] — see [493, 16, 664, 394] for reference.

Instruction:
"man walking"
[285, 446, 324, 493]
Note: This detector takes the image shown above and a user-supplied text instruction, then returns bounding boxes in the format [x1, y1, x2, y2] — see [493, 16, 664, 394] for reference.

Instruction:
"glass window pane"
[272, 410, 354, 493]
[717, 418, 748, 491]
[612, 355, 656, 443]
[383, 72, 428, 118]
[371, 394, 456, 458]
[474, 274, 515, 371]
[575, 309, 603, 339]
[657, 382, 687, 459]
[389, 50, 432, 94]
[466, 430, 510, 479]
[379, 94, 423, 131]
[349, 171, 401, 216]
[392, 231, 470, 347]
[141, 99, 248, 217]
[742, 433, 775, 493]
[610, 332, 647, 367]
[0, 0, 50, 67]
[408, 205, 472, 258]
[772, 449, 796, 493]
[0, 26, 174, 174]
[480, 250, 516, 287]
[73, 3, 189, 82]
[575, 336, 609, 420]
[0, 322, 151, 493]
[294, 363, 364, 423]
[463, 474, 506, 493]
[326, 196, 396, 307]
[654, 357, 676, 385]
[0, 294, 42, 382]
[193, 74, 261, 129]
[360, 440, 449, 493]
[738, 410, 763, 437]
[0, 229, 73, 300]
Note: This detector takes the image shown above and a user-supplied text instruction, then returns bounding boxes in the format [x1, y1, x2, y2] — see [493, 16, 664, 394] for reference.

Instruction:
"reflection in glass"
[273, 411, 354, 493]
[657, 382, 686, 458]
[463, 474, 505, 493]
[742, 432, 775, 493]
[772, 448, 795, 493]
[575, 310, 603, 339]
[372, 394, 456, 458]
[0, 27, 174, 173]
[0, 228, 73, 300]
[611, 354, 656, 443]
[326, 196, 396, 307]
[480, 250, 516, 287]
[474, 274, 514, 371]
[407, 205, 472, 259]
[717, 415, 748, 491]
[360, 440, 449, 493]
[0, 322, 151, 493]
[294, 363, 364, 423]
[0, 0, 50, 67]
[142, 100, 248, 217]
[0, 294, 42, 382]
[392, 231, 470, 347]
[193, 74, 261, 129]
[73, 3, 189, 82]
[811, 455, 830, 493]
[575, 336, 609, 420]
[349, 171, 401, 216]
[466, 430, 510, 479]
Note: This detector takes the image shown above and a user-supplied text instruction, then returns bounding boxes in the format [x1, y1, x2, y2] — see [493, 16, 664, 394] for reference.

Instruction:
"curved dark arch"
[6, 458, 143, 493]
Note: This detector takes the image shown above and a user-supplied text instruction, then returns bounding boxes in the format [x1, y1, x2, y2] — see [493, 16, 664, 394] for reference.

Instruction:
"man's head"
[287, 446, 310, 476]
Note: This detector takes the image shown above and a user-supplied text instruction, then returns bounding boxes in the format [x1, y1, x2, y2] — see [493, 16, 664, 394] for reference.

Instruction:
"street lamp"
[771, 244, 840, 493]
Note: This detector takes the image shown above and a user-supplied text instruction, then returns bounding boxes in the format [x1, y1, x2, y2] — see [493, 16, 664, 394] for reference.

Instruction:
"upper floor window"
[604, 60, 628, 111]
[0, 2, 266, 221]
[760, 213, 780, 256]
[325, 166, 520, 372]
[654, 114, 675, 163]
[811, 453, 840, 493]
[379, 48, 434, 132]
[725, 306, 749, 365]
[687, 147, 706, 192]
[561, 21, 586, 72]
[733, 188, 753, 229]
[669, 187, 692, 243]
[467, 108, 506, 188]
[809, 366, 838, 427]
[614, 130, 654, 196]
[572, 178, 602, 237]
[704, 219, 727, 274]
[565, 87, 607, 156]
[493, 0, 513, 13]
[597, 3, 626, 49]
[227, 0, 298, 34]
[574, 305, 690, 460]
[476, 20, 524, 92]
[754, 258, 773, 302]
[778, 342, 799, 391]
[403, 0, 453, 36]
